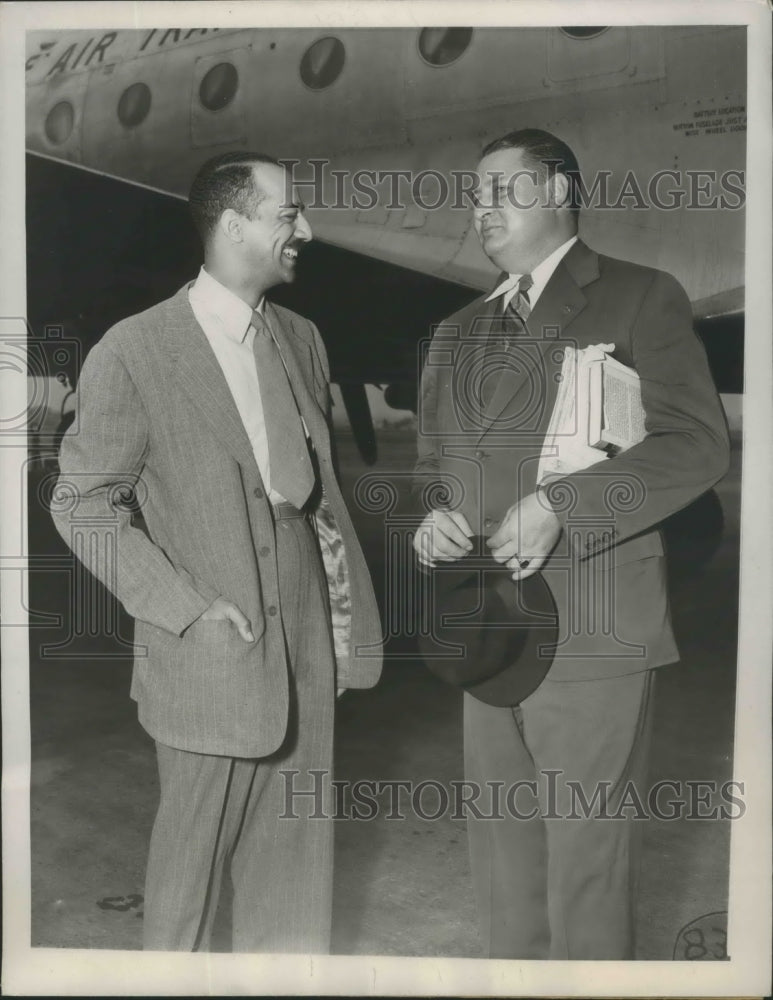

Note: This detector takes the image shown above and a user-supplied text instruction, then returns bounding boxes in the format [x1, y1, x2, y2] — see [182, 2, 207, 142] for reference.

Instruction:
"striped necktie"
[503, 273, 534, 335]
[251, 310, 315, 509]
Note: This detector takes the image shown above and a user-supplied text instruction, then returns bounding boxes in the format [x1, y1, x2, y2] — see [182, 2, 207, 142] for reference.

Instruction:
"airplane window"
[300, 37, 345, 90]
[117, 83, 152, 128]
[560, 27, 609, 40]
[44, 101, 74, 145]
[418, 27, 473, 66]
[199, 62, 239, 111]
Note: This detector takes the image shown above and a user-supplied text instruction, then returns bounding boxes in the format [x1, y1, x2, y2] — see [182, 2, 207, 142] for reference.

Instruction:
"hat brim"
[417, 540, 558, 707]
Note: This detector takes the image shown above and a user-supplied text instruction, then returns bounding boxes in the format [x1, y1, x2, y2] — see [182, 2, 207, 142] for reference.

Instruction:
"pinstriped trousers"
[142, 514, 335, 952]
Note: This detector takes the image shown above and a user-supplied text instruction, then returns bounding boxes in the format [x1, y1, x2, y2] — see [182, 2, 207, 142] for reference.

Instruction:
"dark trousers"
[464, 668, 656, 959]
[143, 513, 336, 952]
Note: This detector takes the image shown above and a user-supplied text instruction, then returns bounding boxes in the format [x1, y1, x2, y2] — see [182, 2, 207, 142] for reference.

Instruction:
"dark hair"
[188, 151, 281, 242]
[481, 128, 581, 215]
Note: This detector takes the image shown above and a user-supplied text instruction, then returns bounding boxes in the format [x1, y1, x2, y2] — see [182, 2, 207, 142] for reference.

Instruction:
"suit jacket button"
[484, 517, 493, 528]
[268, 605, 278, 616]
[259, 546, 270, 557]
[253, 487, 264, 499]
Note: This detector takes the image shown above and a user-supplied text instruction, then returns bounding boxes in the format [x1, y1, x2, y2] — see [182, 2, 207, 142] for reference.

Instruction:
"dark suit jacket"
[414, 240, 730, 680]
[53, 284, 383, 756]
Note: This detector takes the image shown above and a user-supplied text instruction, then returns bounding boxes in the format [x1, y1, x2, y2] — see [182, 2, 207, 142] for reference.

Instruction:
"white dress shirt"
[188, 266, 288, 502]
[485, 235, 578, 311]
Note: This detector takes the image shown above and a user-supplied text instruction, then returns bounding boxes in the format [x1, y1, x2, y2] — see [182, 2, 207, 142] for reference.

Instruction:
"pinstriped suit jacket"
[53, 283, 383, 757]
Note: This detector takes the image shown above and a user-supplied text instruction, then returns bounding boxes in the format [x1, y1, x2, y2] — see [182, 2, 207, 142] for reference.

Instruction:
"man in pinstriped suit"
[52, 152, 383, 952]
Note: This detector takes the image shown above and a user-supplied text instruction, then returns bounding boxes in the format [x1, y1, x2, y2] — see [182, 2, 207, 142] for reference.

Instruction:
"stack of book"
[537, 343, 647, 485]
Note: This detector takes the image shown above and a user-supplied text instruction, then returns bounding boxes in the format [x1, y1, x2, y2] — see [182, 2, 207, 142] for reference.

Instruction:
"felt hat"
[417, 536, 558, 706]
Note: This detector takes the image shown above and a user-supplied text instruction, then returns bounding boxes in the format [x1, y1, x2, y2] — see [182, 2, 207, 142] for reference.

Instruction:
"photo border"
[2, 1, 770, 995]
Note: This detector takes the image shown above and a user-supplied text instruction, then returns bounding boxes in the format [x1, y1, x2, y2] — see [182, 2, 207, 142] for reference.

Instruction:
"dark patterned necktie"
[251, 310, 314, 509]
[503, 273, 534, 336]
[480, 273, 535, 411]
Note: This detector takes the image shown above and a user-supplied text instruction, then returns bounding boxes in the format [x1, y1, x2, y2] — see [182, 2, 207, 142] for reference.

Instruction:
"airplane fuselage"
[26, 25, 746, 313]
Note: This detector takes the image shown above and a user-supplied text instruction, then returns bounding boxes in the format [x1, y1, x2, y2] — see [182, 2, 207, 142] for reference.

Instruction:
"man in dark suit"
[413, 129, 729, 958]
[53, 152, 382, 952]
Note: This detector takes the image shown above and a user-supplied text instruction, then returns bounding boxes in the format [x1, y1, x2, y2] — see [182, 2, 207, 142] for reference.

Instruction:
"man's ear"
[548, 172, 571, 210]
[219, 208, 243, 244]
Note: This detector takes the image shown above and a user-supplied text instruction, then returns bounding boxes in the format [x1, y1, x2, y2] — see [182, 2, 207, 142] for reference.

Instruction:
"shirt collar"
[485, 235, 578, 307]
[189, 266, 266, 342]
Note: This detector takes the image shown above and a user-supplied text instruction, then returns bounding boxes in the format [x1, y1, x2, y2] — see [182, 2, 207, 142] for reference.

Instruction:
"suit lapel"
[476, 242, 597, 441]
[162, 286, 259, 470]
